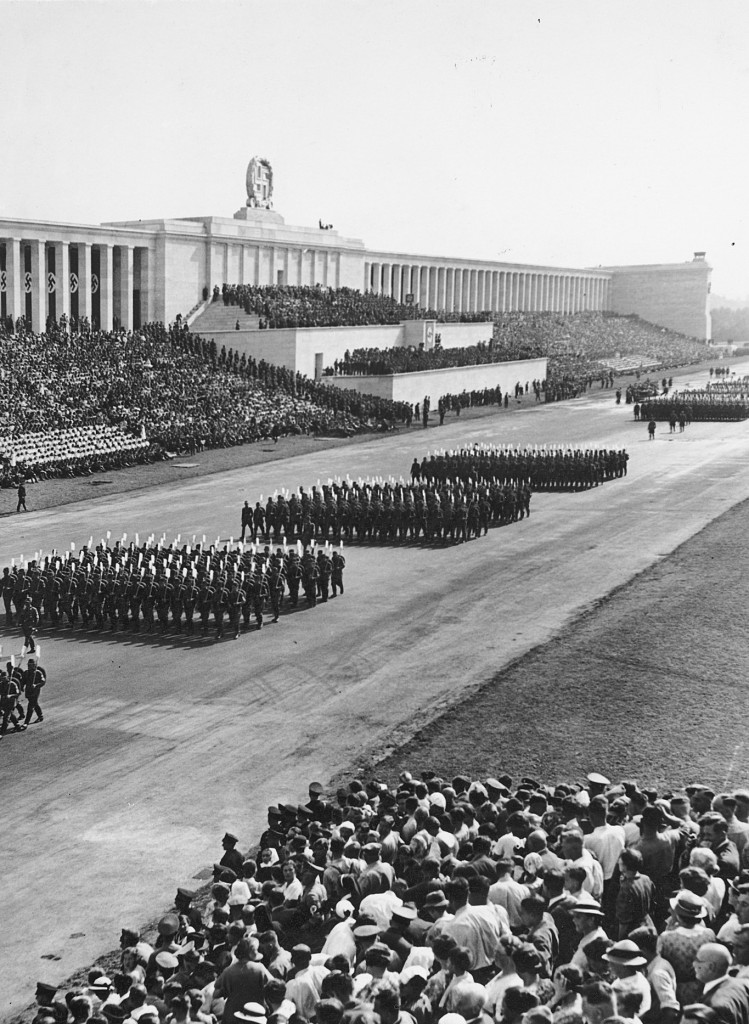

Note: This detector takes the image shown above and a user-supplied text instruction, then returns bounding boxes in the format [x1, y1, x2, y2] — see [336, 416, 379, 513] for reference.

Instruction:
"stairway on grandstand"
[190, 302, 260, 333]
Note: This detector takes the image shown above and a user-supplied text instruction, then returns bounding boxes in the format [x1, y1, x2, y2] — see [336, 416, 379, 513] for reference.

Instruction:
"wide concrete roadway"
[2, 362, 749, 1019]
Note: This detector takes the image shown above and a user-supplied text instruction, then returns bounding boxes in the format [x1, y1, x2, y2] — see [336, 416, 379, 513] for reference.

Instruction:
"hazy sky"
[3, 0, 748, 297]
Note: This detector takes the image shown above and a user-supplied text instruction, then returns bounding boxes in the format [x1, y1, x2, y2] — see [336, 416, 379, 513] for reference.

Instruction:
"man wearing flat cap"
[259, 809, 286, 853]
[305, 781, 332, 824]
[699, 813, 741, 881]
[175, 888, 203, 931]
[285, 944, 328, 1020]
[221, 833, 245, 878]
[358, 843, 394, 896]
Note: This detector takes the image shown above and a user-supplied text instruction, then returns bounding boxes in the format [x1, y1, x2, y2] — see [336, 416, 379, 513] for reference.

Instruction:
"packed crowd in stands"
[411, 446, 629, 492]
[220, 285, 432, 328]
[1, 534, 347, 642]
[240, 477, 530, 546]
[35, 771, 749, 1024]
[0, 319, 414, 482]
[326, 344, 503, 377]
[0, 426, 149, 482]
[218, 284, 495, 328]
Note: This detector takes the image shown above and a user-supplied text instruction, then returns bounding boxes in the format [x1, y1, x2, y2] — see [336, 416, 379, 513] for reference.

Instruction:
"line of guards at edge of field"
[0, 543, 346, 640]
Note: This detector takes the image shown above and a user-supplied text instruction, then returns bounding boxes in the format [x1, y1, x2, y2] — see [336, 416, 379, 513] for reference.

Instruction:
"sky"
[2, 0, 749, 298]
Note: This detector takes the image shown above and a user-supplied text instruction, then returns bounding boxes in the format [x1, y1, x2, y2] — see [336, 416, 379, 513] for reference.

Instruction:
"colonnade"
[0, 238, 151, 332]
[210, 241, 342, 289]
[362, 260, 610, 315]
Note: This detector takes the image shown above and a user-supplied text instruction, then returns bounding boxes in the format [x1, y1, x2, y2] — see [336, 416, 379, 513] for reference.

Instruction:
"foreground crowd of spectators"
[34, 771, 749, 1024]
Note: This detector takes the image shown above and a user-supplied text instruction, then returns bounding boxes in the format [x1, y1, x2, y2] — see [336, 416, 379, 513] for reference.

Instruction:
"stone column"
[382, 262, 392, 297]
[437, 267, 446, 310]
[115, 245, 134, 330]
[51, 242, 70, 320]
[427, 266, 437, 309]
[78, 242, 92, 321]
[420, 266, 429, 309]
[139, 248, 151, 323]
[390, 264, 400, 301]
[371, 262, 381, 294]
[29, 239, 46, 331]
[461, 269, 470, 311]
[3, 238, 23, 321]
[410, 266, 420, 306]
[363, 261, 370, 291]
[98, 244, 113, 330]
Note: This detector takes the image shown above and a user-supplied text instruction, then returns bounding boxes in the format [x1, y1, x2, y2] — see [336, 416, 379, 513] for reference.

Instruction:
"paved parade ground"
[3, 363, 749, 1019]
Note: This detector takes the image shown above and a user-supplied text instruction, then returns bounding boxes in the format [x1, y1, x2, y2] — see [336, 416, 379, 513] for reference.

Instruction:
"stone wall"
[604, 259, 712, 339]
[192, 320, 493, 378]
[325, 357, 548, 408]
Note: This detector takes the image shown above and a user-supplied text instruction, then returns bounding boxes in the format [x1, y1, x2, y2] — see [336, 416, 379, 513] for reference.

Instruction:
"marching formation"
[638, 389, 749, 423]
[411, 445, 629, 492]
[241, 478, 530, 547]
[1, 537, 346, 643]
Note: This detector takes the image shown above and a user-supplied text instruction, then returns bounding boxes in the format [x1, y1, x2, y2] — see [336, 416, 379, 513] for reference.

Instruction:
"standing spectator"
[213, 939, 271, 1024]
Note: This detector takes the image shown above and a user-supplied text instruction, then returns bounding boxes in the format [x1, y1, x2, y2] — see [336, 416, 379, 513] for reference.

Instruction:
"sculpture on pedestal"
[245, 156, 274, 209]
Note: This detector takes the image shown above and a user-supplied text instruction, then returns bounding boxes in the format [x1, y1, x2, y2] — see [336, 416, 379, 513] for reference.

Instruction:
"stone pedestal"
[233, 206, 286, 226]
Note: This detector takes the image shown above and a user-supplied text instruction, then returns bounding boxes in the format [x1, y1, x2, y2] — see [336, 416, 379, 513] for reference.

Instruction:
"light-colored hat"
[603, 940, 647, 967]
[235, 1003, 267, 1024]
[570, 892, 605, 917]
[670, 890, 707, 919]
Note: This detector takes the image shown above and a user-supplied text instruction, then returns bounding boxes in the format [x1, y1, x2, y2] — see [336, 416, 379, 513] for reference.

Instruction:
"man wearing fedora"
[569, 893, 608, 972]
[603, 939, 652, 1016]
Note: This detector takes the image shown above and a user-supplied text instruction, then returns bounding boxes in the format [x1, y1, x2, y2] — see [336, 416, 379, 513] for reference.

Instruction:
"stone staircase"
[191, 300, 260, 333]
